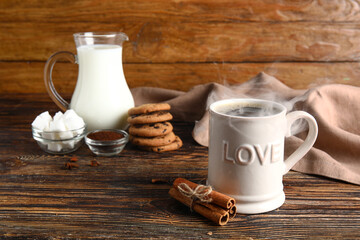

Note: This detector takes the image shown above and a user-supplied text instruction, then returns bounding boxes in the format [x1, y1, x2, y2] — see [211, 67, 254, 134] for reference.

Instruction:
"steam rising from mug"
[205, 80, 311, 137]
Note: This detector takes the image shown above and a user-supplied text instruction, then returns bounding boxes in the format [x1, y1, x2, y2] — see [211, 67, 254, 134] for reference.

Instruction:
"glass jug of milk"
[44, 32, 134, 131]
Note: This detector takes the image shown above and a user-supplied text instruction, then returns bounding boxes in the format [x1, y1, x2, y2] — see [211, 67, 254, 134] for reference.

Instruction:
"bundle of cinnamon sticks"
[169, 178, 236, 226]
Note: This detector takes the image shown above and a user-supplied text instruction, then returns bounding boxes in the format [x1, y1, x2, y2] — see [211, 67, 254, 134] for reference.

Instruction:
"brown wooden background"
[1, 0, 360, 94]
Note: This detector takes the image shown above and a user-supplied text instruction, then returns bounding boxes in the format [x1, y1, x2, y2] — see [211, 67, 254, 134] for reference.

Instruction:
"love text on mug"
[223, 140, 282, 165]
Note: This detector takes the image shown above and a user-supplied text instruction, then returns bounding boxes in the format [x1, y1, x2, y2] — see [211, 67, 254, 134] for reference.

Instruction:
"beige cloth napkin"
[131, 72, 360, 185]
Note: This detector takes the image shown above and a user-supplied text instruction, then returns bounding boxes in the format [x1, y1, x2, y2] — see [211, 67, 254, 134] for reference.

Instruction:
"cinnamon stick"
[228, 204, 237, 219]
[173, 178, 235, 209]
[169, 186, 229, 226]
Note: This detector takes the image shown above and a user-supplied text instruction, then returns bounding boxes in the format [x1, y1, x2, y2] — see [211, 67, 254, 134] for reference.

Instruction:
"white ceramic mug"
[208, 98, 318, 214]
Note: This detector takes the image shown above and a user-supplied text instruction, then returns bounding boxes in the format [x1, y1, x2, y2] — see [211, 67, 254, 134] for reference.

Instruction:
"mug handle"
[44, 51, 77, 112]
[283, 111, 318, 174]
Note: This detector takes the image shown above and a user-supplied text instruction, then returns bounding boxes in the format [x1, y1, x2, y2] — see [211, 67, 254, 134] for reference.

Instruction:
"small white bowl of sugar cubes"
[31, 110, 86, 154]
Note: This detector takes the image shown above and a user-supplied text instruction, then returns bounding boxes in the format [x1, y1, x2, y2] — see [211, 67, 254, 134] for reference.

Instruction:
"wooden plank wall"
[1, 0, 360, 94]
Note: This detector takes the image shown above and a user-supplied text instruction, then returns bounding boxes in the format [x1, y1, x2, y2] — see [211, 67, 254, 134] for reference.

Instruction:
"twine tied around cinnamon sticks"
[177, 183, 213, 210]
[169, 178, 237, 226]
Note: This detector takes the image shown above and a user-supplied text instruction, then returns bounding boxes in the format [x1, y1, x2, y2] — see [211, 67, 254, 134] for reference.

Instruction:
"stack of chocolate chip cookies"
[127, 103, 183, 152]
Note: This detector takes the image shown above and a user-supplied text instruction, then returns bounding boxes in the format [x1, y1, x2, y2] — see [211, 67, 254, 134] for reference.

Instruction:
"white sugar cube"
[47, 142, 63, 152]
[65, 118, 85, 131]
[63, 109, 78, 119]
[50, 119, 67, 132]
[64, 109, 85, 130]
[39, 111, 53, 122]
[32, 116, 49, 130]
[32, 111, 54, 130]
[53, 111, 64, 121]
[59, 130, 74, 139]
[41, 131, 57, 140]
[62, 140, 75, 149]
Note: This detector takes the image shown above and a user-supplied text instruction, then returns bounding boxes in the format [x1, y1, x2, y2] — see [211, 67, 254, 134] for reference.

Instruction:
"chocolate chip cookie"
[129, 131, 176, 147]
[127, 111, 173, 125]
[128, 103, 171, 115]
[140, 135, 183, 152]
[129, 122, 173, 137]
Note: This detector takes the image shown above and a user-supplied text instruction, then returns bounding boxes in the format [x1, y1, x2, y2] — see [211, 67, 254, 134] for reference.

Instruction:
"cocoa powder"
[87, 131, 124, 141]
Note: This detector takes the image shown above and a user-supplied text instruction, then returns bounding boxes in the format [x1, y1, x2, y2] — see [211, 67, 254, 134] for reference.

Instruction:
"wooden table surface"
[1, 93, 359, 240]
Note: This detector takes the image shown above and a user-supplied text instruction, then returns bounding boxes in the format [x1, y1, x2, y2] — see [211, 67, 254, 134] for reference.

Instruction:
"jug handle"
[44, 51, 76, 112]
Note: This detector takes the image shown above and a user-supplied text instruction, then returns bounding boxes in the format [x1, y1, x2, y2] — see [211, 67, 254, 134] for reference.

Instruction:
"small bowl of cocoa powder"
[85, 129, 129, 156]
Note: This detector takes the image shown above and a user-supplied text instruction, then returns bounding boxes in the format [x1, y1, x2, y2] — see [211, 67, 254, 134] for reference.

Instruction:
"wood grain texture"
[1, 0, 360, 92]
[1, 61, 360, 93]
[1, 22, 360, 62]
[0, 94, 359, 239]
[1, 0, 360, 23]
[2, 0, 360, 62]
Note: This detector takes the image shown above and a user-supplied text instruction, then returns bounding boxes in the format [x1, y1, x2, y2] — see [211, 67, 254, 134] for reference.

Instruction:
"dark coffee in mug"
[215, 102, 282, 117]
